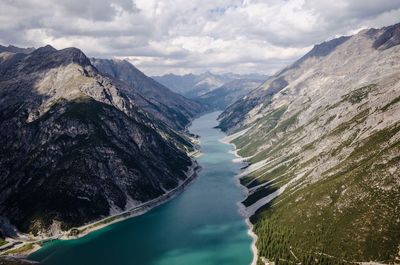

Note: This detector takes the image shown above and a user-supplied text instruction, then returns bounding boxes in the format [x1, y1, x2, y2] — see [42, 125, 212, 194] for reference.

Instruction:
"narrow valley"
[1, 2, 400, 265]
[28, 112, 253, 265]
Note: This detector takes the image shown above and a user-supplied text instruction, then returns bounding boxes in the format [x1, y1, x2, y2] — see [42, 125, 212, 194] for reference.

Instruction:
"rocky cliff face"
[219, 23, 400, 263]
[0, 45, 198, 237]
[90, 58, 205, 130]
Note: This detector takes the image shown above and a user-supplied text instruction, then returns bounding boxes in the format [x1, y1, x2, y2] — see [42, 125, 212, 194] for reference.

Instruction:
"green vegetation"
[274, 112, 300, 133]
[341, 84, 377, 104]
[233, 106, 288, 156]
[251, 124, 400, 264]
[329, 108, 370, 136]
[254, 217, 296, 264]
[234, 92, 400, 264]
[234, 107, 303, 160]
[381, 95, 400, 112]
[261, 106, 288, 129]
[325, 84, 376, 112]
[85, 215, 122, 229]
[253, 217, 351, 265]
[4, 243, 35, 255]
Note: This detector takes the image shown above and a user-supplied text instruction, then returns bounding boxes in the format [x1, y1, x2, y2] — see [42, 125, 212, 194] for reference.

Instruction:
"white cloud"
[0, 0, 399, 75]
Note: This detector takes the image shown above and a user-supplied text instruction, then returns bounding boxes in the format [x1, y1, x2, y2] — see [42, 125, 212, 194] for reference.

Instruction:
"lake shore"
[219, 133, 259, 265]
[1, 153, 202, 259]
[20, 111, 253, 265]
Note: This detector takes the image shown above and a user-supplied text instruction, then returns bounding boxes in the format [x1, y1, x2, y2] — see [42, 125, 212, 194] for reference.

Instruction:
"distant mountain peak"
[308, 36, 351, 57]
[18, 45, 92, 74]
[152, 71, 268, 99]
[32, 44, 56, 54]
[0, 44, 35, 54]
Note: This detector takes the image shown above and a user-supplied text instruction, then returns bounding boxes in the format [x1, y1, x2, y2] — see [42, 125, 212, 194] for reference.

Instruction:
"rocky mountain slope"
[0, 45, 199, 237]
[219, 23, 400, 264]
[0, 45, 35, 54]
[198, 78, 264, 110]
[153, 72, 267, 99]
[91, 58, 205, 130]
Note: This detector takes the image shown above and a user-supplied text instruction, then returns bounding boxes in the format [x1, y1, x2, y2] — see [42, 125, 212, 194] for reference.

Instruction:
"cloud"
[0, 0, 399, 75]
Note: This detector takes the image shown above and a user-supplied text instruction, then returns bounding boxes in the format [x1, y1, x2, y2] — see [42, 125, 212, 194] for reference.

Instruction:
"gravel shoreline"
[0, 157, 202, 259]
[219, 133, 258, 265]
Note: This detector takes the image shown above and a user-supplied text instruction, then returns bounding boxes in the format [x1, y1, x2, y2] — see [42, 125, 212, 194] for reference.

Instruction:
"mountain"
[198, 79, 264, 110]
[0, 45, 199, 237]
[152, 72, 231, 98]
[219, 23, 400, 263]
[90, 58, 205, 130]
[0, 44, 35, 54]
[152, 72, 267, 99]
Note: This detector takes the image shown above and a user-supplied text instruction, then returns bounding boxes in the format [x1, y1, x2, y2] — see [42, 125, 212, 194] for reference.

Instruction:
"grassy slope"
[233, 84, 400, 264]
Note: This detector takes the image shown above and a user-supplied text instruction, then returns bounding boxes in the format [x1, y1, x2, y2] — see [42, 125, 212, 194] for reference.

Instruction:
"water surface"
[30, 111, 252, 265]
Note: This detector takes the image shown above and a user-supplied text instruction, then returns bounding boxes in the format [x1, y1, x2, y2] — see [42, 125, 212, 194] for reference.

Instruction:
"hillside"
[219, 23, 400, 264]
[0, 45, 199, 238]
[91, 58, 205, 130]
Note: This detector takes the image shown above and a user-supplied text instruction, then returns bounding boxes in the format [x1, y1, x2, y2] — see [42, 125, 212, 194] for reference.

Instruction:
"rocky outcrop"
[0, 45, 197, 237]
[219, 23, 400, 263]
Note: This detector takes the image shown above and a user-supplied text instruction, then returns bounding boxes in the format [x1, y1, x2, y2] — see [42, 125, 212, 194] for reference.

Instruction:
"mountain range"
[198, 78, 264, 110]
[0, 45, 35, 54]
[0, 20, 400, 265]
[152, 72, 267, 99]
[219, 23, 400, 263]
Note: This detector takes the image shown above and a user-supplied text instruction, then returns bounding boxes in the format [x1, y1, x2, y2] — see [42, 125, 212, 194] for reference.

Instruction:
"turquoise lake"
[29, 111, 253, 265]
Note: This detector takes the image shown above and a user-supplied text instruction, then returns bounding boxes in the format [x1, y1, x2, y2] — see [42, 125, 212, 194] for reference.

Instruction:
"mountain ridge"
[219, 23, 400, 263]
[91, 58, 205, 130]
[0, 44, 35, 54]
[198, 78, 265, 110]
[0, 45, 200, 239]
[152, 71, 268, 99]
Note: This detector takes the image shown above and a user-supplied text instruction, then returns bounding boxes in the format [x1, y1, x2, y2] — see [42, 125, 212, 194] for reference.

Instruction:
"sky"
[1, 0, 400, 76]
